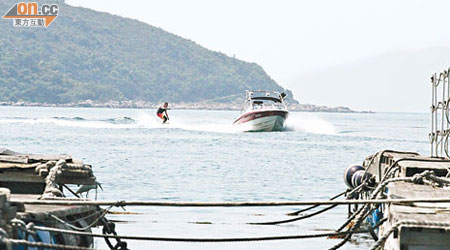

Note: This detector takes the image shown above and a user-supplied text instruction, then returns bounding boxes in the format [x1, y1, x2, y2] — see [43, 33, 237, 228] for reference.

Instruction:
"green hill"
[0, 0, 297, 104]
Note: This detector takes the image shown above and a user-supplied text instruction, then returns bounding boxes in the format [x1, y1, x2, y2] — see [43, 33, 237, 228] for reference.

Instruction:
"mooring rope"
[249, 204, 338, 225]
[333, 180, 379, 233]
[380, 158, 450, 185]
[329, 170, 448, 249]
[50, 205, 113, 231]
[32, 224, 369, 242]
[362, 150, 418, 181]
[287, 191, 346, 216]
[188, 94, 241, 105]
[329, 205, 376, 250]
[335, 203, 366, 233]
[64, 208, 106, 224]
[250, 190, 354, 225]
[6, 168, 449, 249]
[249, 182, 370, 226]
[11, 197, 450, 207]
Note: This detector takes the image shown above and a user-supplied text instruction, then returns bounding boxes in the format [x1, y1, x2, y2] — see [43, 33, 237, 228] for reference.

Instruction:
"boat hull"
[233, 110, 288, 132]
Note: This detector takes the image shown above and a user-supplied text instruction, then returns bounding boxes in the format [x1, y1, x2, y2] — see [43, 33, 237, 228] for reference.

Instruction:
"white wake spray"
[0, 111, 337, 135]
[285, 112, 337, 135]
[134, 112, 238, 133]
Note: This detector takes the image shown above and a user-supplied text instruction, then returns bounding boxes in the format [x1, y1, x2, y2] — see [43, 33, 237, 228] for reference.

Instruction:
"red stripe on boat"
[233, 110, 288, 124]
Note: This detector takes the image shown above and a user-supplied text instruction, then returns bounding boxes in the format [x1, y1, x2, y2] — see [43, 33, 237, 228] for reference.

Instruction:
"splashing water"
[0, 110, 336, 135]
[286, 113, 337, 135]
[134, 112, 162, 128]
[0, 117, 135, 129]
[134, 112, 239, 133]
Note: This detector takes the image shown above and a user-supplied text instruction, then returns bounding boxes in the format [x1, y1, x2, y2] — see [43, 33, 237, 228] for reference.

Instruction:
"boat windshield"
[249, 99, 284, 110]
[244, 98, 285, 113]
[240, 91, 287, 113]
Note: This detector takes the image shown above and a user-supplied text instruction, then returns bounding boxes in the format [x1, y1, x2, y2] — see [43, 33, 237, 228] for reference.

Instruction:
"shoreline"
[0, 101, 374, 113]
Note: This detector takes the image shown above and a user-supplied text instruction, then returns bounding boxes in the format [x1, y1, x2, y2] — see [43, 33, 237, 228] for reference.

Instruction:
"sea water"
[0, 106, 429, 249]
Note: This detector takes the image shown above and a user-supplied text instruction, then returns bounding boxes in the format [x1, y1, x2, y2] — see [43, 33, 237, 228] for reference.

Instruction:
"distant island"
[0, 0, 368, 113]
[0, 100, 372, 113]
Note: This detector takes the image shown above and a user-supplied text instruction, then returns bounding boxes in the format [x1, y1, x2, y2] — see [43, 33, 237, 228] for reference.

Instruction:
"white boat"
[233, 90, 289, 132]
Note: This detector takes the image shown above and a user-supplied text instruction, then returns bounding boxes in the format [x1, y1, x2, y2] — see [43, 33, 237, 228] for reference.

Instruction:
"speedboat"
[233, 90, 289, 132]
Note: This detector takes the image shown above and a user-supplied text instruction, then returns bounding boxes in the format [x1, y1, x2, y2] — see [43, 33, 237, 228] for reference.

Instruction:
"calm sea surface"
[0, 106, 429, 249]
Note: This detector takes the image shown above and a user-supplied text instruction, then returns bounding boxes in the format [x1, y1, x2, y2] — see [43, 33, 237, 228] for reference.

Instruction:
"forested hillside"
[0, 0, 296, 104]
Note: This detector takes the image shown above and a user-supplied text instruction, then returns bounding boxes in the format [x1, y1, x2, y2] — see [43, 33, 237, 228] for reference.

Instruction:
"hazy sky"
[66, 0, 450, 112]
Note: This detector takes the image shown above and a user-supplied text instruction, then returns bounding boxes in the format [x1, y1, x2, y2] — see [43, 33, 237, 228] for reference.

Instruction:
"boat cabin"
[243, 90, 288, 112]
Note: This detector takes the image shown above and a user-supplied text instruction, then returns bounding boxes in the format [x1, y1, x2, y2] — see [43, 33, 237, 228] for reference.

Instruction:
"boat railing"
[430, 68, 450, 158]
[246, 90, 283, 100]
[241, 90, 288, 113]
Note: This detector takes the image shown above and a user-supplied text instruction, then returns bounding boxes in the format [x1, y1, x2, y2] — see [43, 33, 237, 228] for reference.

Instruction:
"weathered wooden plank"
[0, 154, 74, 164]
[12, 194, 98, 221]
[0, 162, 40, 169]
[0, 171, 96, 185]
[27, 154, 72, 162]
[0, 162, 85, 170]
[387, 182, 450, 227]
[0, 171, 44, 183]
[390, 203, 450, 215]
[388, 182, 450, 198]
[17, 205, 98, 221]
[398, 160, 450, 169]
[0, 155, 28, 164]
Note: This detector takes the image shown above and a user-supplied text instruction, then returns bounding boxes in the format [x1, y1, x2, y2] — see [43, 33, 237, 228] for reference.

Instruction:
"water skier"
[156, 102, 170, 124]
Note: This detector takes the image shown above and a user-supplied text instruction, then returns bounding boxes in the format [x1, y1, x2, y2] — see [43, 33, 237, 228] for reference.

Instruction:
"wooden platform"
[365, 151, 450, 249]
[0, 151, 96, 194]
[12, 194, 99, 221]
[387, 182, 450, 226]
